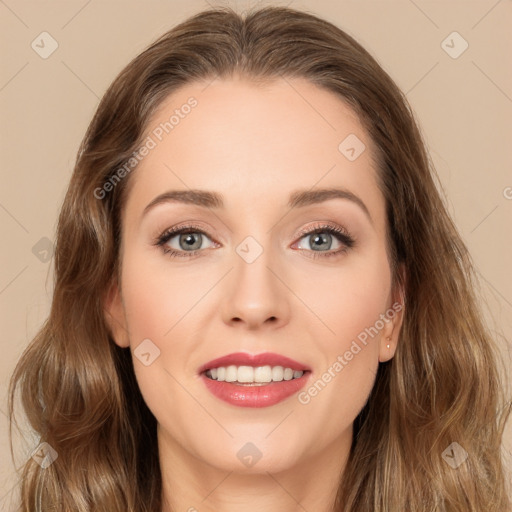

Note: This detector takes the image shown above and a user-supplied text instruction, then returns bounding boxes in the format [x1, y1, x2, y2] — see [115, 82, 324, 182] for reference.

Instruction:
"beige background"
[1, 0, 511, 508]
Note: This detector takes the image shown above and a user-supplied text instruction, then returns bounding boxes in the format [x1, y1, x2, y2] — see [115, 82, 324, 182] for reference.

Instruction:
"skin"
[105, 76, 405, 512]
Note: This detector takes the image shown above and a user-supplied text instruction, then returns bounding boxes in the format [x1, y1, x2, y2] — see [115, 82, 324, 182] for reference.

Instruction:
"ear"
[379, 264, 406, 362]
[103, 279, 130, 348]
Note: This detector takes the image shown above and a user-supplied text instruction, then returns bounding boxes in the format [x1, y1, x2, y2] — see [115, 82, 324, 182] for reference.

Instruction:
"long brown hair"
[9, 6, 511, 511]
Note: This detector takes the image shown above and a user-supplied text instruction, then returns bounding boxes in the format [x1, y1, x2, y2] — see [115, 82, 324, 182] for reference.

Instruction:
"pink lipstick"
[198, 352, 312, 408]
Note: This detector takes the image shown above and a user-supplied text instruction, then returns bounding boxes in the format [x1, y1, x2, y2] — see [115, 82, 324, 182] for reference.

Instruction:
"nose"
[220, 244, 291, 331]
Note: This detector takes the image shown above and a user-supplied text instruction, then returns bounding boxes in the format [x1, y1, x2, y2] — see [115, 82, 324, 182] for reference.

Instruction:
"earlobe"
[103, 280, 130, 348]
[379, 265, 406, 362]
[379, 328, 398, 363]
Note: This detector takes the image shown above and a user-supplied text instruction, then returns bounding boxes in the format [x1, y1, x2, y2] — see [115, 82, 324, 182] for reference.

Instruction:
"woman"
[9, 5, 511, 511]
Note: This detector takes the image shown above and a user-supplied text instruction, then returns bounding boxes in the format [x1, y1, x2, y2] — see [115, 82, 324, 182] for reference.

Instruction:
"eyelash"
[154, 222, 355, 260]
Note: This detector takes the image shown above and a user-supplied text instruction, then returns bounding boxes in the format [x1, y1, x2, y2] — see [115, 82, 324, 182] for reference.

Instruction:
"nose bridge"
[221, 230, 290, 328]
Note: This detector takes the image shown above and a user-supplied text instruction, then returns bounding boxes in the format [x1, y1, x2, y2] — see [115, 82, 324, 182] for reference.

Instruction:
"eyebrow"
[142, 187, 372, 223]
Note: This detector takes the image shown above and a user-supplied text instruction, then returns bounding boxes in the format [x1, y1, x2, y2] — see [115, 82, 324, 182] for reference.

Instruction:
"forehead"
[123, 76, 385, 230]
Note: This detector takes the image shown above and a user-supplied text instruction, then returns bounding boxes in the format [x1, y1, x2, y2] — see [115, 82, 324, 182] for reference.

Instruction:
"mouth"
[197, 352, 312, 408]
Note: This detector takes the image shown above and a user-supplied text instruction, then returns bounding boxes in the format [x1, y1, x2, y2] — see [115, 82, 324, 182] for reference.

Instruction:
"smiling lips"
[198, 352, 312, 407]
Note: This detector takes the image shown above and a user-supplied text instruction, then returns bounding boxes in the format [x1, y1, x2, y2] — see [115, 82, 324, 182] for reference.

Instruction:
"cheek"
[293, 249, 391, 350]
[293, 252, 390, 422]
[120, 246, 211, 342]
[117, 243, 230, 397]
[119, 255, 205, 446]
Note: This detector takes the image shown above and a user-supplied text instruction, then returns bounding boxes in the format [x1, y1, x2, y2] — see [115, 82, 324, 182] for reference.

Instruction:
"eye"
[154, 222, 355, 260]
[293, 224, 355, 259]
[155, 223, 217, 258]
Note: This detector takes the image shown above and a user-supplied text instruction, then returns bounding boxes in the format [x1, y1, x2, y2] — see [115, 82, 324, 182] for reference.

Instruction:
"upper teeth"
[205, 365, 305, 383]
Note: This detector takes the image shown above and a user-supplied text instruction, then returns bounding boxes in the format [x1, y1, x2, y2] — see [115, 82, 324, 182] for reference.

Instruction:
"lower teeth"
[206, 375, 303, 385]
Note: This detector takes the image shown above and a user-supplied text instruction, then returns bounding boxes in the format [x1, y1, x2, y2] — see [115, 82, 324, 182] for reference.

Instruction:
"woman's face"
[106, 76, 403, 475]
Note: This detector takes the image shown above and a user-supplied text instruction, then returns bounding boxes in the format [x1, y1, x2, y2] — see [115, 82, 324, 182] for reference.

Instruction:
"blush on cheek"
[307, 276, 390, 354]
[120, 256, 184, 339]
